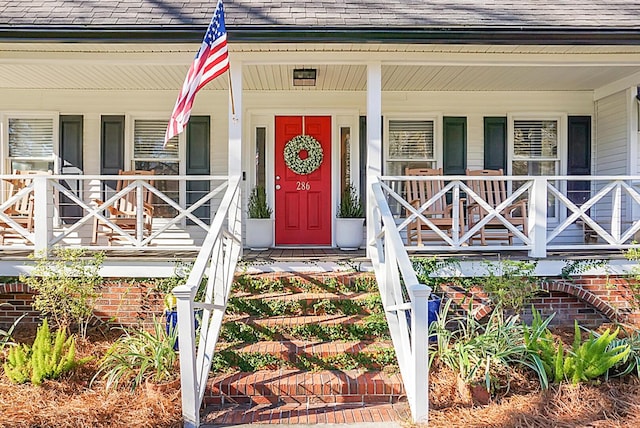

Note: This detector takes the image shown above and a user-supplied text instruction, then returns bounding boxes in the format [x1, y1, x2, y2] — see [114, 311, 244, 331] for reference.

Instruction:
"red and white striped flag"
[164, 0, 229, 145]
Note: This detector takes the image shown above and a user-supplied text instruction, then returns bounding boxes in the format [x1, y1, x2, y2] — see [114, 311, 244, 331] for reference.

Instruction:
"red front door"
[275, 116, 332, 245]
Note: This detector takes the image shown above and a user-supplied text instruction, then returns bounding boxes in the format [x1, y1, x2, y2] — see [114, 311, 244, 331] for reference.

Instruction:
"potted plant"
[246, 185, 273, 250]
[335, 184, 364, 250]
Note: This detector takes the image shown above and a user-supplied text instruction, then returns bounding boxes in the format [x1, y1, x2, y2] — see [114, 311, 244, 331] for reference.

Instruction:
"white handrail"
[369, 178, 430, 422]
[172, 176, 242, 428]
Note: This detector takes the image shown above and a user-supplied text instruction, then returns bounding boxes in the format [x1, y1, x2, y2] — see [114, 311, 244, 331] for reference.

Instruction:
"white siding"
[595, 90, 629, 175]
[594, 90, 632, 225]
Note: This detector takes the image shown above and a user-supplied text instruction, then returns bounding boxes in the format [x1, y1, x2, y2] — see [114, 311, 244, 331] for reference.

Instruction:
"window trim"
[507, 113, 567, 176]
[384, 114, 441, 174]
[2, 112, 60, 174]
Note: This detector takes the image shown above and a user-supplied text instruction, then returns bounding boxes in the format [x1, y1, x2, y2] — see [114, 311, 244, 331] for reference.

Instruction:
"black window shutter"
[100, 115, 125, 195]
[59, 115, 83, 223]
[567, 116, 592, 207]
[443, 117, 467, 175]
[483, 117, 507, 171]
[186, 116, 211, 224]
[100, 115, 124, 175]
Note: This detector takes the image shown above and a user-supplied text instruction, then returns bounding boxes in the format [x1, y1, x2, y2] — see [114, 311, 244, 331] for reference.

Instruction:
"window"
[254, 127, 266, 189]
[386, 119, 435, 175]
[340, 126, 351, 195]
[8, 117, 55, 172]
[512, 119, 559, 217]
[132, 119, 179, 218]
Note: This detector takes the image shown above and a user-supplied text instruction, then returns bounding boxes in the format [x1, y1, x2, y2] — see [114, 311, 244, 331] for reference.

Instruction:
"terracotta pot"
[456, 376, 491, 406]
[145, 377, 180, 394]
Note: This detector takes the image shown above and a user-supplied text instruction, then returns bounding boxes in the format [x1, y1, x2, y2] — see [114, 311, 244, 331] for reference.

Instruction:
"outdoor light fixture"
[293, 68, 317, 86]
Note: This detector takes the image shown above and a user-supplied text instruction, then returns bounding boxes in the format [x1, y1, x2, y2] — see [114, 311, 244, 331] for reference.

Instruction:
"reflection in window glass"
[340, 127, 351, 196]
[133, 120, 180, 218]
[512, 119, 559, 217]
[8, 118, 55, 172]
[255, 127, 266, 189]
[386, 120, 435, 176]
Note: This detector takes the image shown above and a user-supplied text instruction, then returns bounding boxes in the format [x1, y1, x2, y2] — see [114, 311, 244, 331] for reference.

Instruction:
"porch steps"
[202, 271, 408, 425]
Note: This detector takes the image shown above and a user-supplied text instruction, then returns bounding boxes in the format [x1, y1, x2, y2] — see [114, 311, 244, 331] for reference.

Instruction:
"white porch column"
[228, 61, 243, 254]
[228, 60, 243, 178]
[33, 175, 52, 253]
[366, 62, 382, 257]
[528, 177, 548, 258]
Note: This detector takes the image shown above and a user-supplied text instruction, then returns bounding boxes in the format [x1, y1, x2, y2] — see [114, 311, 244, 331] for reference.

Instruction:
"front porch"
[1, 171, 639, 272]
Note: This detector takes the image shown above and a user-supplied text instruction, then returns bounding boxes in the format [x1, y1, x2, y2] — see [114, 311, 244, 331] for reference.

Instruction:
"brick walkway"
[201, 402, 411, 426]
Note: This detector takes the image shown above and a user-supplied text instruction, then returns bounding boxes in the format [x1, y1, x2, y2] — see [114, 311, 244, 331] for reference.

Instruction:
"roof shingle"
[0, 0, 639, 29]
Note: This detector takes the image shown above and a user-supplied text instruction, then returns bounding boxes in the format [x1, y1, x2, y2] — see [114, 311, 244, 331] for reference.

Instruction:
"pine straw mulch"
[0, 328, 182, 428]
[425, 366, 640, 428]
[1, 326, 640, 428]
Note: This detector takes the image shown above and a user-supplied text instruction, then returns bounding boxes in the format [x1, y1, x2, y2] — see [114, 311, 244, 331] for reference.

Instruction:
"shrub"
[247, 186, 272, 219]
[3, 318, 90, 385]
[482, 260, 539, 312]
[337, 184, 363, 218]
[429, 300, 541, 395]
[524, 308, 630, 387]
[94, 317, 178, 390]
[0, 304, 25, 355]
[21, 248, 104, 338]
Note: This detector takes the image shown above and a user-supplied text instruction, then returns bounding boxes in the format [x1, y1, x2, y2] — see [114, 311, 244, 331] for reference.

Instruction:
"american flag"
[164, 0, 230, 144]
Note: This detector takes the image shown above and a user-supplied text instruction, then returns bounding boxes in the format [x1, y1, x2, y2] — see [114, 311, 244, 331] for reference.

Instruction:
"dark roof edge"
[1, 27, 640, 45]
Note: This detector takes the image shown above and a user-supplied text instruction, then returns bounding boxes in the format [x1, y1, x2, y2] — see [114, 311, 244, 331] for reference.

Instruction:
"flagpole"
[228, 71, 236, 116]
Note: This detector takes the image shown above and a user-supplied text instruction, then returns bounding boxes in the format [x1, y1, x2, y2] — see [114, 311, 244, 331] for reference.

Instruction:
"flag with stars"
[165, 0, 229, 144]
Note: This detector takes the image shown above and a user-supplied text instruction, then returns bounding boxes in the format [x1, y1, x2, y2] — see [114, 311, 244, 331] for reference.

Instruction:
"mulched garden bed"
[1, 326, 639, 428]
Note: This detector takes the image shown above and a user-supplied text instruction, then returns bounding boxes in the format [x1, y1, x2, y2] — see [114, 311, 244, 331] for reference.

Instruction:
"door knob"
[276, 175, 280, 180]
[275, 184, 281, 190]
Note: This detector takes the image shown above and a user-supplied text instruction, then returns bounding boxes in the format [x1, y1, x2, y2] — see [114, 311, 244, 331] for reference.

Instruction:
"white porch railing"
[380, 174, 640, 257]
[172, 176, 242, 428]
[369, 178, 431, 422]
[0, 173, 232, 251]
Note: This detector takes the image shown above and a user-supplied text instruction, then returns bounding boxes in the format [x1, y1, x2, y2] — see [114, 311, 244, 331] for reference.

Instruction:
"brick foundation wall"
[0, 279, 165, 331]
[1, 273, 638, 330]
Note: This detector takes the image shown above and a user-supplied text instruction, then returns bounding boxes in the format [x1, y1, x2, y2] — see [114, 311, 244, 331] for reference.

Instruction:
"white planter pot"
[335, 218, 365, 250]
[245, 218, 273, 250]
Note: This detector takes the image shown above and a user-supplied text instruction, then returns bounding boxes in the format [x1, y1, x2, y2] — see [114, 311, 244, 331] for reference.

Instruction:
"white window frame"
[384, 115, 440, 175]
[507, 113, 567, 222]
[128, 115, 185, 222]
[2, 112, 59, 174]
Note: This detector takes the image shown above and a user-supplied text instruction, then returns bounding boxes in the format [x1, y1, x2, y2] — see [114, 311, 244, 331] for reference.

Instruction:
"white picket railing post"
[173, 284, 198, 428]
[528, 177, 548, 258]
[33, 175, 52, 253]
[369, 178, 431, 424]
[410, 284, 430, 422]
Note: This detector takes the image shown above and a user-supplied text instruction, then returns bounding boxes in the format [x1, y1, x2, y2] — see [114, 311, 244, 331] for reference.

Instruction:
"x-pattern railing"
[0, 173, 232, 250]
[547, 176, 640, 247]
[381, 175, 532, 250]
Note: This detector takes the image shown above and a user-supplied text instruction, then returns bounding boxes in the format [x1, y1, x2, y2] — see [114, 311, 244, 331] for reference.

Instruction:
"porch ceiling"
[0, 63, 637, 92]
[0, 43, 639, 92]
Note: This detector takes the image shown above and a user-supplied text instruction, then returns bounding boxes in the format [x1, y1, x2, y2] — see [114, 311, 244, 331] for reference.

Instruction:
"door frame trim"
[247, 109, 360, 247]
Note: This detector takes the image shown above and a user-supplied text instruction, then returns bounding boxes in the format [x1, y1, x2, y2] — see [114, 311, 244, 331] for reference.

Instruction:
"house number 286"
[296, 181, 310, 191]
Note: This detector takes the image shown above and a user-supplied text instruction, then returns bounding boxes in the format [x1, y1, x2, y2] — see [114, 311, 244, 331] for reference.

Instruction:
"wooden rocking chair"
[465, 168, 528, 245]
[404, 167, 464, 246]
[92, 170, 155, 245]
[0, 170, 50, 244]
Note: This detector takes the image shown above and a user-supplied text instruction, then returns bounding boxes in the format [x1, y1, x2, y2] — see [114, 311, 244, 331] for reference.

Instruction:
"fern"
[2, 319, 90, 386]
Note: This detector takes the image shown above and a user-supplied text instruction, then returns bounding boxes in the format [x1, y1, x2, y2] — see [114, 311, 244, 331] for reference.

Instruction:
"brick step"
[201, 402, 410, 426]
[216, 340, 395, 362]
[232, 291, 376, 302]
[225, 313, 370, 328]
[204, 369, 405, 407]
